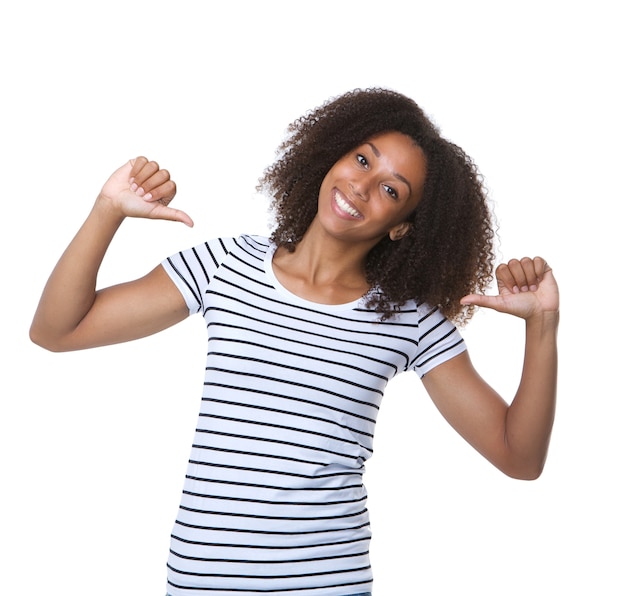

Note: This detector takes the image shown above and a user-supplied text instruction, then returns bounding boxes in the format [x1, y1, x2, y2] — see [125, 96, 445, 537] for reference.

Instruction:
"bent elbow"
[29, 325, 68, 353]
[502, 459, 546, 481]
[511, 468, 543, 482]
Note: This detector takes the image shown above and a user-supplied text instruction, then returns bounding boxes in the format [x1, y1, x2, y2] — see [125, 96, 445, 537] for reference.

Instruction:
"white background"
[1, 1, 624, 594]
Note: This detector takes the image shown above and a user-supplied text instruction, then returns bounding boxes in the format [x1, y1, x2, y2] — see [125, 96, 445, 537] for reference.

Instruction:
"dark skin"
[273, 131, 426, 304]
[31, 140, 559, 480]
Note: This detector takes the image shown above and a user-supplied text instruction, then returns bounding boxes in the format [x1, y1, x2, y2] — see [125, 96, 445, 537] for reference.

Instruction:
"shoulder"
[376, 299, 452, 331]
[389, 300, 467, 376]
[171, 234, 270, 264]
[160, 234, 269, 313]
[236, 234, 271, 255]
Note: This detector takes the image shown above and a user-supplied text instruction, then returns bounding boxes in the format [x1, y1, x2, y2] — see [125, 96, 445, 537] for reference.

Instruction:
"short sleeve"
[161, 237, 235, 315]
[410, 305, 467, 378]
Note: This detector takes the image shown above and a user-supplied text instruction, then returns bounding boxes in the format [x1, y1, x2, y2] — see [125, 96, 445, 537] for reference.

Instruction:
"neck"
[288, 221, 374, 284]
[271, 220, 376, 304]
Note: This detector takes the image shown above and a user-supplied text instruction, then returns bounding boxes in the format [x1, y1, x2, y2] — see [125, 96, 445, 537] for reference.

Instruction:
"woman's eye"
[356, 154, 368, 167]
[383, 185, 398, 199]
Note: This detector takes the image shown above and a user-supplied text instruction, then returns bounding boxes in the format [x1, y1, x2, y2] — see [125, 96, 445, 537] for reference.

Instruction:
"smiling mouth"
[334, 190, 362, 218]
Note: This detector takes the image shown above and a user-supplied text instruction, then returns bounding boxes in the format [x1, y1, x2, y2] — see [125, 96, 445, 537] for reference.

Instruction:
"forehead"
[364, 131, 427, 187]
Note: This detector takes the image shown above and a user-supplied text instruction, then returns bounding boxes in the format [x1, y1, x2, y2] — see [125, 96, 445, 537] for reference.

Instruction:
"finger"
[131, 160, 160, 194]
[137, 169, 173, 200]
[495, 262, 518, 293]
[153, 204, 194, 228]
[501, 258, 538, 293]
[460, 293, 503, 312]
[532, 256, 551, 282]
[460, 293, 484, 307]
[129, 156, 149, 182]
[505, 259, 527, 292]
[518, 257, 539, 292]
[144, 179, 177, 203]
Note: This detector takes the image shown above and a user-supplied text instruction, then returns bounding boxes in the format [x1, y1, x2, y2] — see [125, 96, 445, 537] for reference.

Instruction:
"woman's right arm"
[29, 157, 194, 352]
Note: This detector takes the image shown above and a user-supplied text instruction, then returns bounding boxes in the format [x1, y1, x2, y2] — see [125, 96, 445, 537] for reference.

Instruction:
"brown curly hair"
[257, 88, 495, 324]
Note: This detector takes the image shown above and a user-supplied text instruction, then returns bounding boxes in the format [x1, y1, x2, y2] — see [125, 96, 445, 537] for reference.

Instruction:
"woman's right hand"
[30, 156, 193, 351]
[98, 156, 194, 227]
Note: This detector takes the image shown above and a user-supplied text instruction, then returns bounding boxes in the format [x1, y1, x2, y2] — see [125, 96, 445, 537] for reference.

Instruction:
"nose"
[349, 178, 370, 202]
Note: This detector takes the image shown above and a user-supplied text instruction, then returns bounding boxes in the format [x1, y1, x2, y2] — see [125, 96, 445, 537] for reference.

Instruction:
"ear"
[389, 222, 412, 241]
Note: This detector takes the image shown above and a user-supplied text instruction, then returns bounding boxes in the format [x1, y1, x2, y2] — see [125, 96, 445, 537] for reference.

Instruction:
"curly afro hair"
[257, 88, 495, 324]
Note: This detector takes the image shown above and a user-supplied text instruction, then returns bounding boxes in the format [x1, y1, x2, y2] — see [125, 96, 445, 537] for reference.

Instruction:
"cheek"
[319, 165, 338, 190]
[317, 175, 332, 203]
[378, 200, 416, 229]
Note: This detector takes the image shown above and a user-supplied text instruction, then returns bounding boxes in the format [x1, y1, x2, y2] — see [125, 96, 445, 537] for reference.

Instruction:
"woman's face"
[316, 131, 427, 246]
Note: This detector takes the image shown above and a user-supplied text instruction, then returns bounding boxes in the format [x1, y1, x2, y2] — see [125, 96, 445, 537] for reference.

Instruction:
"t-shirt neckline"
[264, 243, 366, 312]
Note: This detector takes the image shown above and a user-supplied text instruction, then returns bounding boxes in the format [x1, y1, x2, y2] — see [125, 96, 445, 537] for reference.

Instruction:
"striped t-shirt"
[161, 235, 466, 596]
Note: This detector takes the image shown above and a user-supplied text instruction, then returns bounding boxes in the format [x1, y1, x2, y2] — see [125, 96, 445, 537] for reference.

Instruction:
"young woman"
[30, 88, 559, 596]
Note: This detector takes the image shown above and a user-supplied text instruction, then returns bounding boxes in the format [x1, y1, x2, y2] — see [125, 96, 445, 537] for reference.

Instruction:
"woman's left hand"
[460, 257, 559, 320]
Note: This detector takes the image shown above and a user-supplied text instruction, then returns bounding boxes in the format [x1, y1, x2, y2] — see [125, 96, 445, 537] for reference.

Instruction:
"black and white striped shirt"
[161, 235, 466, 596]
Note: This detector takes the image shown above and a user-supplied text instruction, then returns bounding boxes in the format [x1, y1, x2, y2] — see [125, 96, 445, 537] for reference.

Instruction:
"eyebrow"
[366, 142, 413, 196]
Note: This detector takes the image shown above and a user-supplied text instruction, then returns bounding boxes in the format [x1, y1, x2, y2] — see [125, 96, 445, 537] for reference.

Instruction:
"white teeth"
[335, 193, 360, 217]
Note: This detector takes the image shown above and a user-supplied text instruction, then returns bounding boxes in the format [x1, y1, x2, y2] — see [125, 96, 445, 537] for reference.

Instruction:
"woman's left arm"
[422, 257, 559, 480]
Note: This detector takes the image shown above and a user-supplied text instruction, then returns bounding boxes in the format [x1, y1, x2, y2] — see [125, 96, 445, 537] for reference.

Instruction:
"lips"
[333, 189, 363, 219]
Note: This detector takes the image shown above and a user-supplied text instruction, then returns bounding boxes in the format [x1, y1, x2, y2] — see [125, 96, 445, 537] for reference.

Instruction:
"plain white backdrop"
[1, 1, 624, 594]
